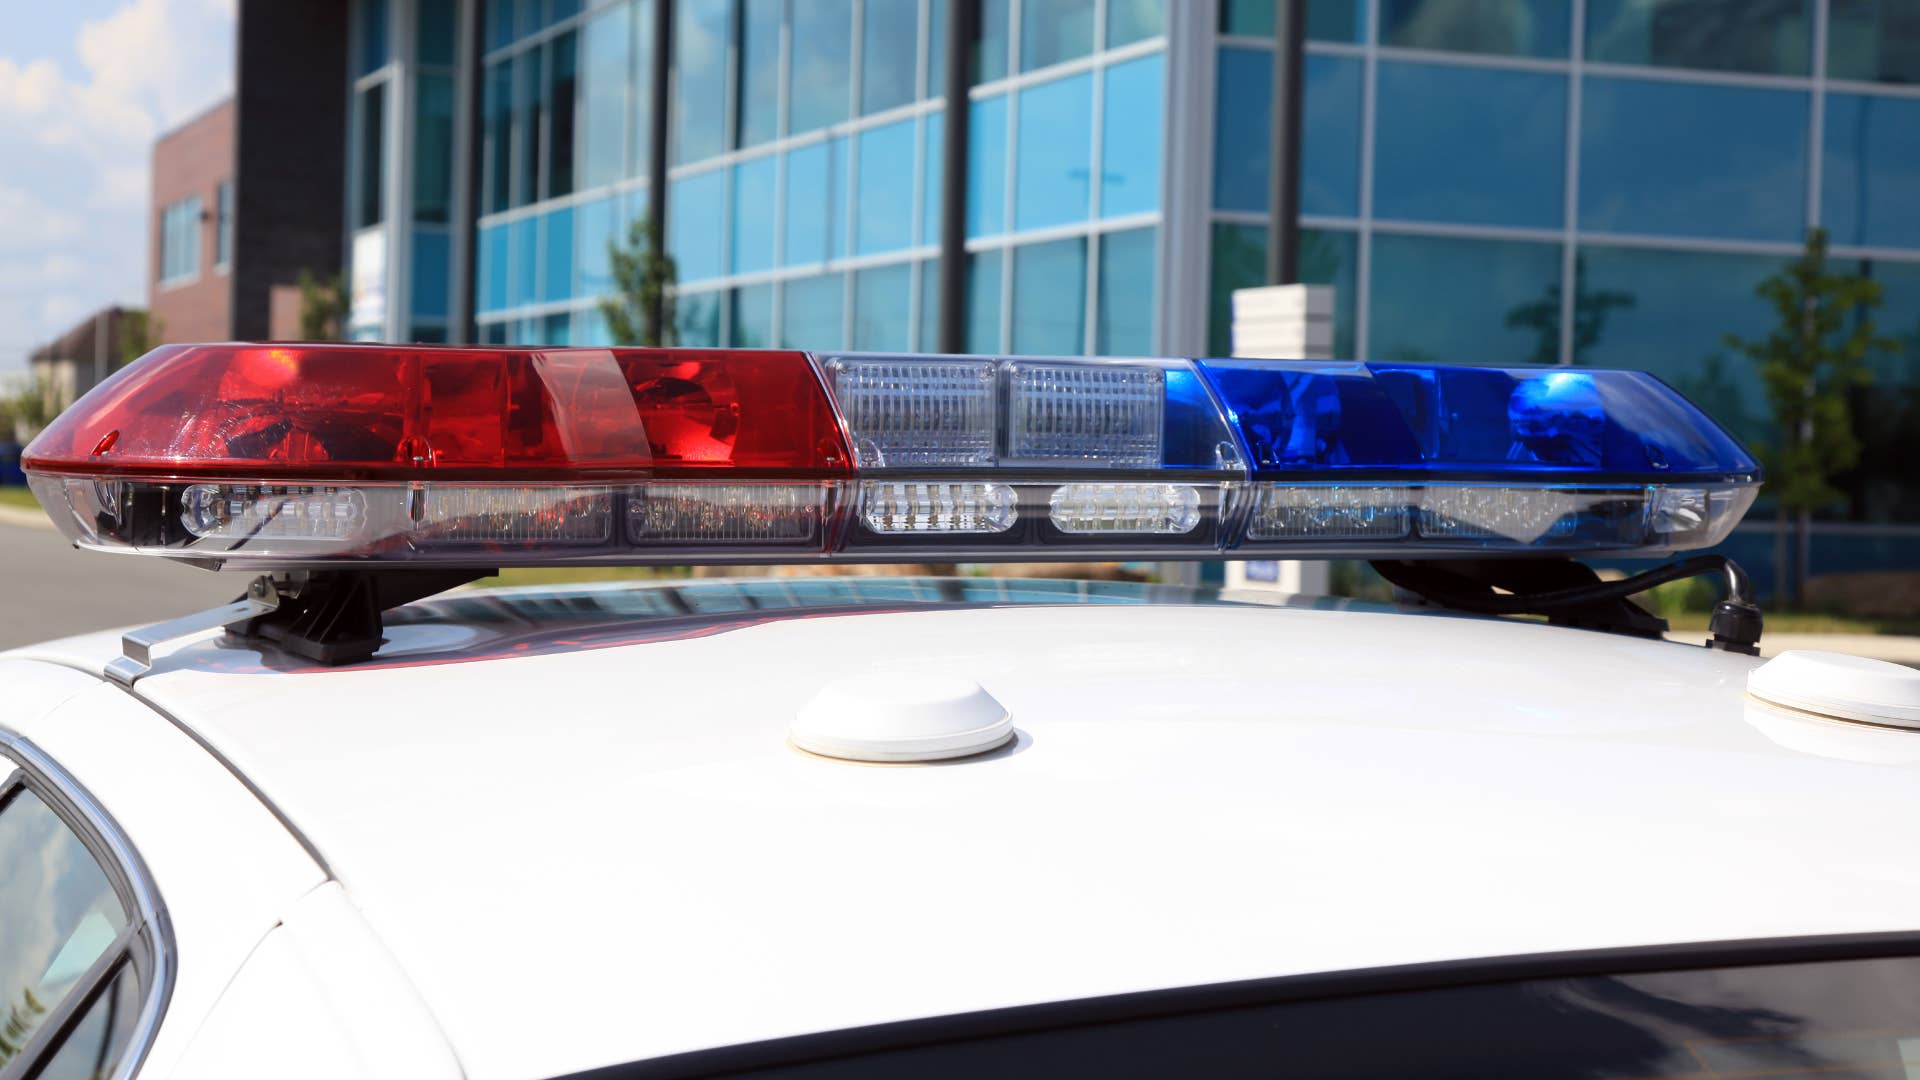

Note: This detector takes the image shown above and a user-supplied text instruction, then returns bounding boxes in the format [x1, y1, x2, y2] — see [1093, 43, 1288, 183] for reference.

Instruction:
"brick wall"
[149, 100, 235, 344]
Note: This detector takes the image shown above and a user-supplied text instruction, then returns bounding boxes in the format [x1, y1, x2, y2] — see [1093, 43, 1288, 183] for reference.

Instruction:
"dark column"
[1265, 0, 1306, 284]
[646, 0, 674, 343]
[231, 0, 350, 339]
[451, 0, 486, 342]
[936, 0, 978, 354]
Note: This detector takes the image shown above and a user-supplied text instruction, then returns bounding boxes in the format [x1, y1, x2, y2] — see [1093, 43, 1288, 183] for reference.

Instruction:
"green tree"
[599, 215, 678, 347]
[0, 986, 47, 1064]
[297, 271, 348, 340]
[1726, 228, 1900, 606]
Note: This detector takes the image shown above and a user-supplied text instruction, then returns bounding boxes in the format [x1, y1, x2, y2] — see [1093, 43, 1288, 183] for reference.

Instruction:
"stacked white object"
[1229, 284, 1335, 361]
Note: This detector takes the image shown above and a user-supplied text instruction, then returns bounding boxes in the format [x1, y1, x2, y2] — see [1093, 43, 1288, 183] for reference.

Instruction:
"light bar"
[21, 344, 1761, 568]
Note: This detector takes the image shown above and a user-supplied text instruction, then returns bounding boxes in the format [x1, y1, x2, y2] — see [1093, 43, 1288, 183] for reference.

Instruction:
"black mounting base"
[225, 568, 494, 665]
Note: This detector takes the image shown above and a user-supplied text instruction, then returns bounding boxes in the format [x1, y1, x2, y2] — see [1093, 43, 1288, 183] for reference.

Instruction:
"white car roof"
[13, 579, 1920, 1080]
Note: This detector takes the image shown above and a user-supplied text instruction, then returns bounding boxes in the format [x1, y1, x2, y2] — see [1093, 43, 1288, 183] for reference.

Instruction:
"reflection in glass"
[356, 84, 386, 228]
[926, 0, 946, 97]
[1576, 244, 1783, 443]
[731, 155, 777, 275]
[574, 195, 619, 299]
[921, 111, 944, 246]
[1370, 232, 1561, 365]
[1586, 0, 1811, 75]
[730, 283, 773, 348]
[580, 4, 631, 189]
[417, 0, 454, 64]
[547, 31, 578, 199]
[1580, 78, 1807, 242]
[632, 0, 656, 177]
[540, 206, 573, 304]
[33, 967, 139, 1080]
[1021, 0, 1095, 72]
[1375, 62, 1564, 228]
[967, 251, 1003, 353]
[1014, 73, 1093, 231]
[737, 0, 780, 147]
[862, 0, 919, 115]
[0, 787, 128, 1070]
[782, 273, 846, 349]
[1097, 227, 1157, 355]
[968, 96, 1007, 237]
[783, 138, 849, 266]
[853, 263, 913, 351]
[1823, 94, 1920, 252]
[509, 217, 537, 307]
[1101, 55, 1163, 219]
[483, 62, 511, 214]
[675, 289, 720, 347]
[1214, 50, 1361, 218]
[791, 0, 852, 135]
[856, 121, 916, 256]
[1108, 0, 1165, 46]
[976, 0, 1010, 83]
[413, 74, 454, 224]
[668, 169, 725, 282]
[412, 230, 450, 321]
[1382, 0, 1569, 57]
[1207, 224, 1356, 358]
[1012, 238, 1088, 354]
[1829, 0, 1920, 84]
[513, 47, 545, 206]
[1221, 0, 1366, 42]
[916, 260, 939, 351]
[673, 0, 728, 163]
[479, 223, 508, 313]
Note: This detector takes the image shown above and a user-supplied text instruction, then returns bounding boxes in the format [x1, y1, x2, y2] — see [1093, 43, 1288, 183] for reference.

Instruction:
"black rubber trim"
[544, 930, 1920, 1080]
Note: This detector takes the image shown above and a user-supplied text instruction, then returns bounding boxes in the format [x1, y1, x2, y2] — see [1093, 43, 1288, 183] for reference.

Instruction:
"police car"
[5, 343, 1919, 1080]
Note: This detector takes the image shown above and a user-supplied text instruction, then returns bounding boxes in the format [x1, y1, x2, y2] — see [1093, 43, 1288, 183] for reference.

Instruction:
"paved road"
[0, 522, 239, 648]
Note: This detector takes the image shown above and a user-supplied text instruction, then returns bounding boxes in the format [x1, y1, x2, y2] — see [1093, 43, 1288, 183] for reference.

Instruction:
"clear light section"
[1248, 485, 1412, 540]
[1418, 487, 1584, 543]
[415, 485, 613, 543]
[861, 481, 1017, 533]
[1049, 484, 1202, 535]
[1649, 485, 1756, 548]
[1006, 362, 1164, 467]
[180, 484, 369, 540]
[829, 358, 997, 468]
[630, 483, 826, 544]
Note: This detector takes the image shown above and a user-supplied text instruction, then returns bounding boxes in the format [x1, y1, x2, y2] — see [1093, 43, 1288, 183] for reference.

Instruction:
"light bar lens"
[22, 345, 1762, 568]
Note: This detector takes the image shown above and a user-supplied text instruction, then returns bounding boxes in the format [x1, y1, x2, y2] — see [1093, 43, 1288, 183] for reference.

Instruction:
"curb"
[0, 505, 51, 530]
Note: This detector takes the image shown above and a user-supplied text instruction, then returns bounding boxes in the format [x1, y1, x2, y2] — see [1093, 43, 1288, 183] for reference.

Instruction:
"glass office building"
[343, 0, 1920, 570]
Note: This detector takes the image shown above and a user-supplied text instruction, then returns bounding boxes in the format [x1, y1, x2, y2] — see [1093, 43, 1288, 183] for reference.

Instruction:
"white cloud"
[0, 185, 83, 251]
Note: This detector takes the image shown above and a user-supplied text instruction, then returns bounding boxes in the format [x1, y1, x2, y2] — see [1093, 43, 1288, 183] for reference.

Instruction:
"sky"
[0, 0, 235, 376]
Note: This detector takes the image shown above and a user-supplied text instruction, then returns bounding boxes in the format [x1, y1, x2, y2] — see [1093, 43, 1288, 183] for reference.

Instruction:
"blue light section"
[1161, 364, 1244, 470]
[1195, 360, 1760, 479]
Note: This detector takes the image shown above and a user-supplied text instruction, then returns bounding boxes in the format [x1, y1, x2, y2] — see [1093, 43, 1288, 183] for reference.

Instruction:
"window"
[616, 951, 1920, 1078]
[1580, 78, 1807, 242]
[479, 223, 509, 313]
[1020, 0, 1094, 72]
[353, 0, 390, 76]
[677, 289, 721, 346]
[966, 250, 1003, 352]
[1374, 61, 1565, 228]
[852, 262, 913, 350]
[575, 194, 622, 299]
[1013, 73, 1093, 231]
[855, 120, 916, 256]
[580, 4, 632, 190]
[780, 273, 845, 348]
[1829, 0, 1920, 84]
[730, 283, 774, 347]
[790, 0, 852, 136]
[417, 0, 456, 64]
[1108, 0, 1165, 47]
[1381, 0, 1570, 57]
[356, 82, 387, 228]
[411, 229, 451, 319]
[484, 62, 513, 214]
[669, 168, 726, 282]
[921, 111, 945, 246]
[513, 47, 546, 208]
[1369, 231, 1562, 365]
[1011, 237, 1088, 354]
[1823, 94, 1920, 252]
[1214, 50, 1363, 218]
[861, 0, 919, 115]
[414, 74, 455, 223]
[737, 0, 780, 148]
[1096, 226, 1156, 355]
[916, 259, 939, 350]
[1101, 55, 1163, 219]
[731, 155, 778, 275]
[967, 96, 1008, 238]
[975, 0, 1010, 83]
[1586, 0, 1812, 75]
[673, 0, 729, 163]
[213, 182, 233, 271]
[158, 197, 202, 285]
[0, 754, 158, 1080]
[1207, 223, 1357, 358]
[1221, 0, 1367, 43]
[783, 137, 849, 266]
[540, 205, 574, 303]
[548, 32, 578, 199]
[509, 216, 539, 307]
[632, 0, 657, 177]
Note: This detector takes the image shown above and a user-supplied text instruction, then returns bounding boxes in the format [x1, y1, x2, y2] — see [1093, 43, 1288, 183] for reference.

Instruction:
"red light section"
[22, 344, 851, 481]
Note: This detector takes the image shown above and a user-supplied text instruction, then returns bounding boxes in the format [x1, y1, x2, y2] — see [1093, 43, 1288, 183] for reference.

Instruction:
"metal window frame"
[0, 731, 172, 1080]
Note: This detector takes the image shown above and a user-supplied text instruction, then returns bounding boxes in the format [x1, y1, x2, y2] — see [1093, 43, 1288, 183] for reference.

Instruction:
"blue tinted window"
[1222, 0, 1366, 42]
[674, 0, 728, 163]
[1829, 1, 1920, 84]
[547, 31, 579, 198]
[853, 262, 913, 350]
[1207, 223, 1358, 358]
[738, 0, 780, 147]
[1580, 78, 1807, 242]
[669, 168, 725, 281]
[414, 75, 455, 224]
[784, 137, 849, 265]
[1576, 245, 1785, 443]
[1369, 232, 1562, 365]
[632, 0, 656, 177]
[857, 120, 916, 255]
[791, 0, 852, 134]
[968, 95, 1007, 237]
[1382, 0, 1568, 57]
[575, 194, 621, 298]
[1587, 0, 1811, 75]
[412, 230, 450, 320]
[976, 0, 1010, 83]
[513, 48, 545, 207]
[480, 223, 508, 312]
[732, 154, 777, 274]
[922, 110, 944, 245]
[484, 62, 512, 214]
[509, 216, 538, 307]
[575, 307, 612, 346]
[927, 0, 947, 96]
[417, 0, 455, 63]
[781, 273, 846, 348]
[731, 283, 774, 347]
[1011, 238, 1088, 354]
[916, 259, 939, 350]
[1014, 73, 1093, 231]
[541, 205, 574, 302]
[354, 0, 389, 76]
[486, 0, 514, 50]
[1101, 54, 1162, 219]
[1824, 94, 1920, 251]
[1374, 61, 1565, 228]
[862, 0, 919, 115]
[677, 289, 721, 346]
[479, 319, 509, 344]
[581, 4, 631, 189]
[542, 312, 572, 346]
[1096, 227, 1156, 355]
[1109, 0, 1165, 46]
[968, 250, 1003, 352]
[1215, 50, 1361, 218]
[1022, 0, 1094, 71]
